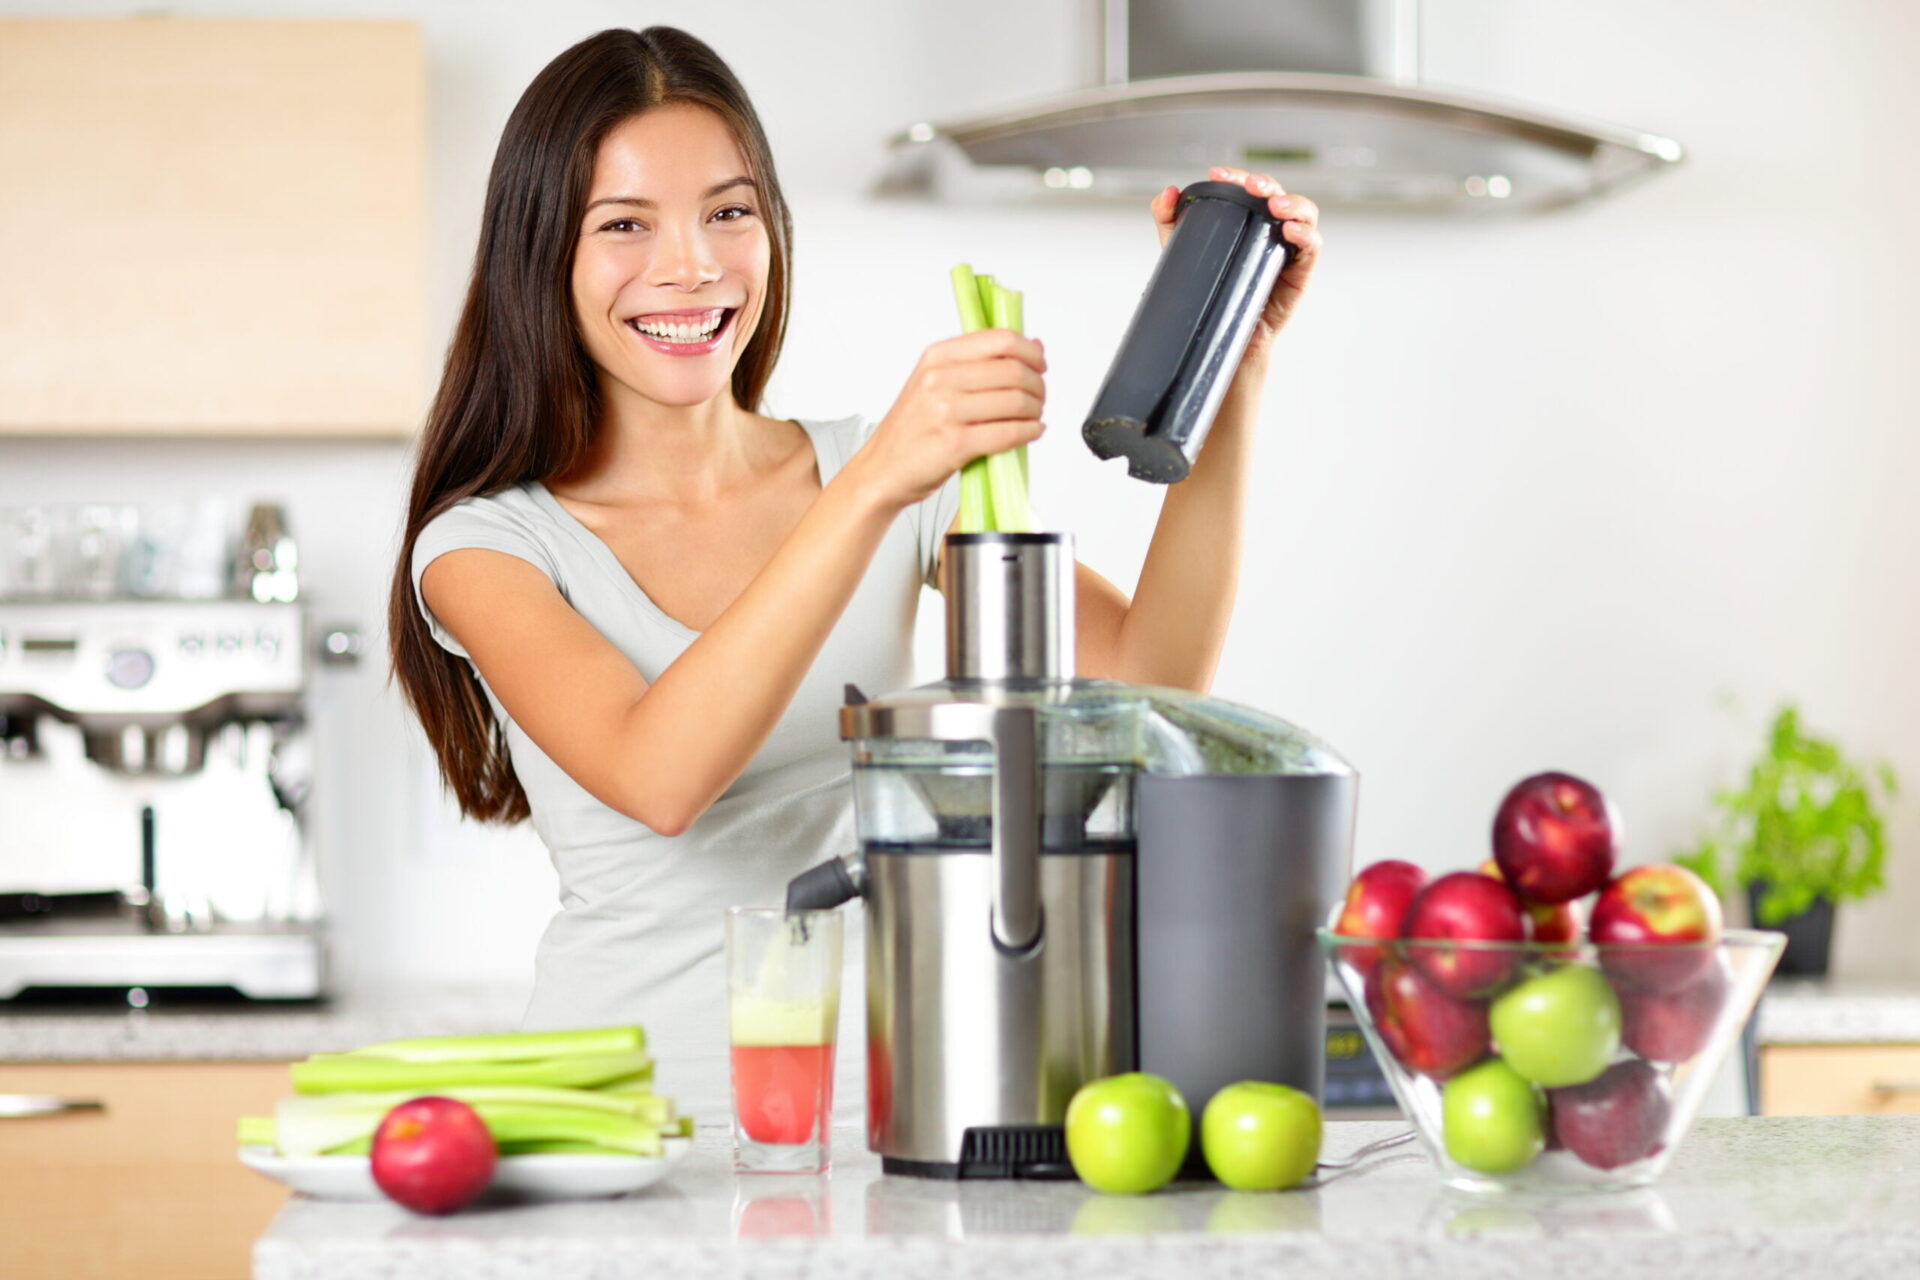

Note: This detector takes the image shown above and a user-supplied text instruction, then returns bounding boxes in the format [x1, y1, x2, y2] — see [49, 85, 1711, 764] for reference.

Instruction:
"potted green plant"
[1677, 704, 1899, 977]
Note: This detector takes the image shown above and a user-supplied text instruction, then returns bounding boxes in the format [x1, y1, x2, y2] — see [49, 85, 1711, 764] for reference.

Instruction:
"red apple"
[1548, 1059, 1672, 1171]
[1333, 860, 1429, 979]
[1364, 955, 1491, 1081]
[1478, 859, 1584, 946]
[1401, 872, 1528, 998]
[369, 1097, 497, 1215]
[1491, 772, 1619, 905]
[1591, 864, 1723, 993]
[1620, 950, 1732, 1063]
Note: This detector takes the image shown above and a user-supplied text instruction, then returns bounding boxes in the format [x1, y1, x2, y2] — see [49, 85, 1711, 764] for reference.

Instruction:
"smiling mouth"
[625, 307, 735, 346]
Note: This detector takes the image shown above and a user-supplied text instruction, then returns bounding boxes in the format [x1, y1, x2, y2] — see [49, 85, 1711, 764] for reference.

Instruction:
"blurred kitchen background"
[1, 0, 1914, 1003]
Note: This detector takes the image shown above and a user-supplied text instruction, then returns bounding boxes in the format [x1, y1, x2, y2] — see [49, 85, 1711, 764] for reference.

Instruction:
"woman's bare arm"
[422, 468, 894, 836]
[423, 329, 1046, 835]
[1074, 167, 1323, 691]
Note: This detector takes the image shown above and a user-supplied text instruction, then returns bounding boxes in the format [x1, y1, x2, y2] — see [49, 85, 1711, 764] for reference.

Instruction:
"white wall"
[3, 1, 1916, 997]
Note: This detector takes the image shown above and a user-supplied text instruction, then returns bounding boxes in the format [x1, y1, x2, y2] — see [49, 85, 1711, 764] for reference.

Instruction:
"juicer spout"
[785, 851, 866, 914]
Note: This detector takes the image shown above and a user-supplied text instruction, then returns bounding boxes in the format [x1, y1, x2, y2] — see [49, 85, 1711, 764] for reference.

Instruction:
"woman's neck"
[558, 377, 778, 506]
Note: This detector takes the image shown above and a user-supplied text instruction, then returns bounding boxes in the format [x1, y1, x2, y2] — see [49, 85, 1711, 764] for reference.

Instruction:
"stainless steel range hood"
[881, 0, 1683, 212]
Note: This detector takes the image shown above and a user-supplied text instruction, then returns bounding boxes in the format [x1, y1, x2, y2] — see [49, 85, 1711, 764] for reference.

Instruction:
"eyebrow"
[585, 176, 757, 213]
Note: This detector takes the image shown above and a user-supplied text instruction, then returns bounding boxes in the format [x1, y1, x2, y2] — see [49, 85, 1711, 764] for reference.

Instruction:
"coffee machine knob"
[106, 646, 156, 691]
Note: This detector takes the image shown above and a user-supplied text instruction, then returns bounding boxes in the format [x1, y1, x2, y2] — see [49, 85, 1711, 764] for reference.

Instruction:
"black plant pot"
[1747, 883, 1835, 978]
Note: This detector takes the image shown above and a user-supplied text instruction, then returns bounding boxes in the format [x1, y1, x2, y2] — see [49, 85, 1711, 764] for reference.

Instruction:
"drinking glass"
[725, 906, 842, 1173]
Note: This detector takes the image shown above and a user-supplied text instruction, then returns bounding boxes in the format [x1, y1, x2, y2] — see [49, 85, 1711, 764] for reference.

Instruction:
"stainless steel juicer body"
[843, 533, 1132, 1175]
[786, 531, 1356, 1179]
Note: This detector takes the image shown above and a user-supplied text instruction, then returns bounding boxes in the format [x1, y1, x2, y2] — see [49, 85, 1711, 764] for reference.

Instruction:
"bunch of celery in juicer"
[235, 1025, 691, 1158]
[950, 264, 1036, 533]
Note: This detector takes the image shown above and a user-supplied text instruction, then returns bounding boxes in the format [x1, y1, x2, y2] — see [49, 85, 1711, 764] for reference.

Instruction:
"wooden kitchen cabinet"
[0, 1060, 290, 1280]
[0, 17, 426, 436]
[1760, 1043, 1920, 1116]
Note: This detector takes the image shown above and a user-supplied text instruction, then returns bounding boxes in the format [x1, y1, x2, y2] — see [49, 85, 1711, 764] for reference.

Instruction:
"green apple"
[1488, 963, 1622, 1087]
[1442, 1058, 1545, 1174]
[1064, 1072, 1190, 1195]
[1200, 1081, 1322, 1192]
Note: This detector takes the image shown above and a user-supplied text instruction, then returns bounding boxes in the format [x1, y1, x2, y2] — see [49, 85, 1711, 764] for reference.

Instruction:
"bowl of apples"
[1321, 771, 1785, 1195]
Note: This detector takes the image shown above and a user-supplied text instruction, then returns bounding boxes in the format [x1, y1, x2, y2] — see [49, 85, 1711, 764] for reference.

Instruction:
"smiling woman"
[383, 28, 1053, 1111]
[385, 25, 1320, 1114]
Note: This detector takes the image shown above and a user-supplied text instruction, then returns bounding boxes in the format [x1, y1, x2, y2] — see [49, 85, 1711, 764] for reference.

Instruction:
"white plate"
[238, 1138, 692, 1203]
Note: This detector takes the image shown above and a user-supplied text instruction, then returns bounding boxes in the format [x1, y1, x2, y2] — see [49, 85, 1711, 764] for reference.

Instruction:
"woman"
[389, 27, 1321, 1118]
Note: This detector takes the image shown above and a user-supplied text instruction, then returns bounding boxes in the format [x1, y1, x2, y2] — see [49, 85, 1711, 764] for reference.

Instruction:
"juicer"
[787, 532, 1355, 1178]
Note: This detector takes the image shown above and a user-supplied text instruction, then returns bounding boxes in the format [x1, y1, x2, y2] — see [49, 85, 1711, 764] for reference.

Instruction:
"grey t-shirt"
[410, 414, 957, 1122]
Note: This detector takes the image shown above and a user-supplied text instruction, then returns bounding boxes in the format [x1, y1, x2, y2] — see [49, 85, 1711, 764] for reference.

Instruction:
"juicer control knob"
[106, 647, 156, 691]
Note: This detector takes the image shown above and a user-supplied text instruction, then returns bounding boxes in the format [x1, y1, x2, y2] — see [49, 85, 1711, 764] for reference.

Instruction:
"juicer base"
[882, 1125, 1075, 1180]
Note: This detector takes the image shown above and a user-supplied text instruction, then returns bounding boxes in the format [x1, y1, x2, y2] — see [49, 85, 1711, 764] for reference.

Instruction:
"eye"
[711, 204, 756, 223]
[598, 217, 645, 234]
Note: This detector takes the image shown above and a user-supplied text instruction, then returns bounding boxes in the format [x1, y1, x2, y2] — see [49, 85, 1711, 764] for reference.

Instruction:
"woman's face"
[571, 104, 770, 411]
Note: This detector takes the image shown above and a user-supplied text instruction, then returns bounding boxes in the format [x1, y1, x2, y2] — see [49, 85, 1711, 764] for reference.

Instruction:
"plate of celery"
[236, 1025, 695, 1202]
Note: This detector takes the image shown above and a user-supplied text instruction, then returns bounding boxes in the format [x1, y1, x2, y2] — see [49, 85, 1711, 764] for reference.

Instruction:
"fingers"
[954, 387, 1043, 425]
[965, 417, 1047, 459]
[1150, 183, 1179, 222]
[929, 355, 1044, 399]
[926, 327, 1046, 373]
[1281, 214, 1324, 267]
[1207, 166, 1320, 230]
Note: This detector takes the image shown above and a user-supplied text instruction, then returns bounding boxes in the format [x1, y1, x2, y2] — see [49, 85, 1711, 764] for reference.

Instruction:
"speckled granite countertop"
[1757, 981, 1920, 1045]
[4, 978, 1916, 1065]
[252, 1116, 1920, 1280]
[0, 986, 528, 1061]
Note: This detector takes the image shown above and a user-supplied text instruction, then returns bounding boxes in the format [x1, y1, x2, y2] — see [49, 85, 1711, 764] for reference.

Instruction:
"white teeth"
[630, 310, 726, 343]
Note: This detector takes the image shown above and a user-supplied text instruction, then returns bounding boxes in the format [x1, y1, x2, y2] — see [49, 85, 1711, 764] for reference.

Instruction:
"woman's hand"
[1150, 166, 1323, 370]
[848, 328, 1047, 510]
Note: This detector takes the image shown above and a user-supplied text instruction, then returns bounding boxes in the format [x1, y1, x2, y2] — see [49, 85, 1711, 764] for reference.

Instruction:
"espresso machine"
[0, 599, 325, 1001]
[788, 532, 1355, 1179]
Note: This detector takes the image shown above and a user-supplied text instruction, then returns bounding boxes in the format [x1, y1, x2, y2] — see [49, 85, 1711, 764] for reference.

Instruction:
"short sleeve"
[410, 494, 562, 658]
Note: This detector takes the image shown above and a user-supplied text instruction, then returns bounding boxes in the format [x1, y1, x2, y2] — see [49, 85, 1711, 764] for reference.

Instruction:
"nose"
[649, 218, 723, 291]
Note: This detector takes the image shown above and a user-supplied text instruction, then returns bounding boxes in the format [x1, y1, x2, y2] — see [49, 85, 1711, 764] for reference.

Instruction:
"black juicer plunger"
[1083, 180, 1295, 484]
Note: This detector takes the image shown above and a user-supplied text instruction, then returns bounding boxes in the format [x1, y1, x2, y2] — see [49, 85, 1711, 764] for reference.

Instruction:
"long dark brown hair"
[389, 27, 793, 822]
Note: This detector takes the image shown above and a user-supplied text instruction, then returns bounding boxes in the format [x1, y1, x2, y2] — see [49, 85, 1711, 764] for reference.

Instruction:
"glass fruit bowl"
[1317, 927, 1785, 1194]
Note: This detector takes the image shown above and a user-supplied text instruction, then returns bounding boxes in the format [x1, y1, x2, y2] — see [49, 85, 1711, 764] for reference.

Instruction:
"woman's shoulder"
[412, 483, 562, 582]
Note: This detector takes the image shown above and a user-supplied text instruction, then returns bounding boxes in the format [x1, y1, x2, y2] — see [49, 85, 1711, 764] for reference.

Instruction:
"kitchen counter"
[5, 977, 1916, 1065]
[0, 985, 527, 1061]
[253, 1116, 1920, 1280]
[1756, 979, 1920, 1044]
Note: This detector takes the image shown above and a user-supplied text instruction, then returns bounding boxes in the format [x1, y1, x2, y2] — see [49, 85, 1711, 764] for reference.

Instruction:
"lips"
[624, 306, 738, 356]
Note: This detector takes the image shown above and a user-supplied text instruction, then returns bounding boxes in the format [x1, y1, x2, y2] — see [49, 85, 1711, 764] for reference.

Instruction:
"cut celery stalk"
[951, 265, 1041, 535]
[290, 1049, 653, 1095]
[981, 282, 1035, 532]
[237, 1115, 276, 1147]
[949, 264, 988, 331]
[272, 1092, 676, 1158]
[342, 1026, 645, 1064]
[496, 1140, 623, 1156]
[595, 1066, 657, 1095]
[951, 263, 996, 534]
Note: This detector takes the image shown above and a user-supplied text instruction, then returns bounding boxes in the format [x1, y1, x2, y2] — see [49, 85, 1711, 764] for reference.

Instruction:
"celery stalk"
[343, 1026, 644, 1064]
[237, 1115, 276, 1147]
[949, 264, 988, 331]
[496, 1140, 623, 1156]
[951, 263, 996, 534]
[290, 1048, 653, 1095]
[595, 1066, 657, 1095]
[981, 283, 1035, 532]
[469, 1104, 666, 1157]
[272, 1092, 675, 1158]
